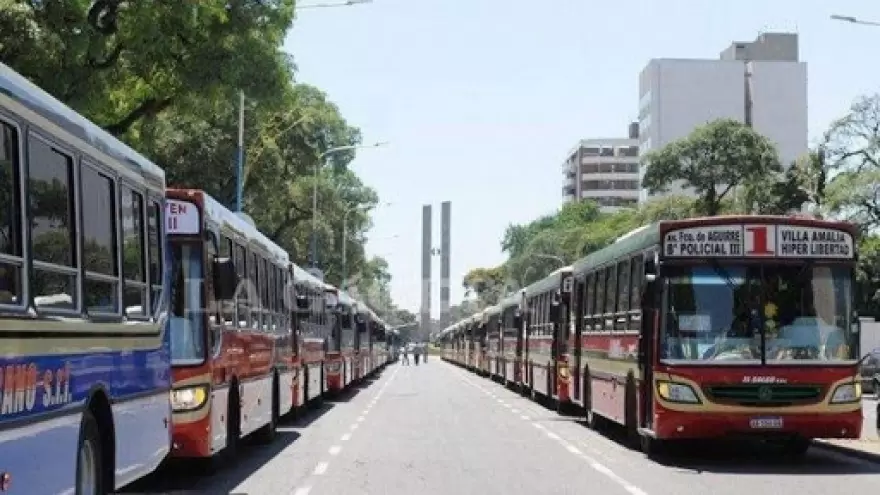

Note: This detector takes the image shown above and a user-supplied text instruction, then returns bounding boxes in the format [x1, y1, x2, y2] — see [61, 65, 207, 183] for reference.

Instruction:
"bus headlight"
[656, 381, 701, 404]
[830, 382, 861, 404]
[171, 385, 209, 412]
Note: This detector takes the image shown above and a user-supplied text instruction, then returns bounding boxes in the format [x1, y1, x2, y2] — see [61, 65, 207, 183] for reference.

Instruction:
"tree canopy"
[1, 0, 398, 319]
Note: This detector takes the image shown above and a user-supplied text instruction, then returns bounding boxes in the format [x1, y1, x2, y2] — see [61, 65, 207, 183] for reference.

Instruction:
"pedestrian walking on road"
[401, 347, 409, 366]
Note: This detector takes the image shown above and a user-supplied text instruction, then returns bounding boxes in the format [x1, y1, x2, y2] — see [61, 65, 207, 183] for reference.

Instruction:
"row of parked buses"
[440, 215, 866, 458]
[0, 62, 400, 495]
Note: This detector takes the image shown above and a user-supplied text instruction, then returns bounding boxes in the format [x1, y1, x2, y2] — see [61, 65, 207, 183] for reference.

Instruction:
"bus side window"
[147, 199, 163, 314]
[28, 134, 78, 312]
[234, 243, 248, 329]
[219, 236, 235, 326]
[0, 121, 24, 306]
[204, 237, 222, 352]
[81, 162, 119, 315]
[121, 187, 147, 318]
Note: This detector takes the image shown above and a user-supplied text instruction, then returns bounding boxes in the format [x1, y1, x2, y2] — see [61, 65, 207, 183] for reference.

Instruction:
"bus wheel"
[640, 434, 665, 458]
[226, 385, 241, 458]
[781, 436, 811, 457]
[75, 410, 104, 495]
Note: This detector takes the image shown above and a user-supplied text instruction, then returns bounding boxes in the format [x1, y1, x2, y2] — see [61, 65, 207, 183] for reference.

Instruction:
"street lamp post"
[830, 14, 880, 26]
[309, 142, 388, 276]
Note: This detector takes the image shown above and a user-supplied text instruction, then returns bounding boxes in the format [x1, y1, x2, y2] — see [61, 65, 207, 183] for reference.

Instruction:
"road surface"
[126, 360, 880, 495]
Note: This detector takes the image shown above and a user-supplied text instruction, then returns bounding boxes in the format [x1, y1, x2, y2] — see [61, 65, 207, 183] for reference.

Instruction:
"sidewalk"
[814, 397, 880, 461]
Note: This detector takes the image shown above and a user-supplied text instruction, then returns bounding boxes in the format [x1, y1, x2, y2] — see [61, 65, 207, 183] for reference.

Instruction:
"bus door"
[572, 277, 585, 403]
[638, 254, 659, 430]
[513, 307, 524, 384]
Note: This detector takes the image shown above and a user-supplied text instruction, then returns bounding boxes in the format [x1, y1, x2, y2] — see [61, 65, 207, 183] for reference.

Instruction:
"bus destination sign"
[165, 199, 200, 235]
[663, 224, 854, 259]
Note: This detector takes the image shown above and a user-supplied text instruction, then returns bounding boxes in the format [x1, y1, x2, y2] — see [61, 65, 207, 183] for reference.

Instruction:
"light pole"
[310, 141, 388, 276]
[341, 202, 393, 289]
[830, 14, 880, 26]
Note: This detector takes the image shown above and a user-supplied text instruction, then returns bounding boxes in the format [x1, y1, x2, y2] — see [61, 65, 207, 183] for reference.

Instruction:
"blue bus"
[0, 63, 171, 494]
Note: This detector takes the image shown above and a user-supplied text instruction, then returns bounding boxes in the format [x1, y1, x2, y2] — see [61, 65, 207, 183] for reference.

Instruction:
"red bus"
[323, 287, 357, 394]
[166, 189, 289, 461]
[293, 264, 333, 406]
[565, 216, 862, 456]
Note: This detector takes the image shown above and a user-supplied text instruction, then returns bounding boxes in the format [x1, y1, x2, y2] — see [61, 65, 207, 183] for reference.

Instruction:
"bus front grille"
[703, 384, 824, 406]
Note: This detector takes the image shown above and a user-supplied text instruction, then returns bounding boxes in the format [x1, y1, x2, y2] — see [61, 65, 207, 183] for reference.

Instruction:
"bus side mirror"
[513, 311, 523, 330]
[295, 294, 310, 310]
[213, 257, 238, 300]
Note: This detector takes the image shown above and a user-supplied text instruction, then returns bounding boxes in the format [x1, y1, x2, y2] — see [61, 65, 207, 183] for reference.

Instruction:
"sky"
[284, 0, 880, 317]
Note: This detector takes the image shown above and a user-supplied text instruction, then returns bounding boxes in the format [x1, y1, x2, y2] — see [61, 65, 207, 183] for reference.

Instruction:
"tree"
[823, 94, 880, 232]
[0, 0, 295, 137]
[462, 266, 506, 305]
[641, 119, 782, 216]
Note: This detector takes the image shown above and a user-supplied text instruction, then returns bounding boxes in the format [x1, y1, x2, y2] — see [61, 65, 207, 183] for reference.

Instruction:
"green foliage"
[641, 119, 782, 216]
[0, 0, 395, 309]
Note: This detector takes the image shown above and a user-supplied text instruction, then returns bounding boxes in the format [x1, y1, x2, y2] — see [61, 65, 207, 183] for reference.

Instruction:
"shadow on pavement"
[120, 397, 341, 493]
[579, 417, 880, 475]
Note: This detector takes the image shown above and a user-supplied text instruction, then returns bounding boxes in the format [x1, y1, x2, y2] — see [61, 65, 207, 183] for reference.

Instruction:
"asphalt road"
[125, 360, 880, 495]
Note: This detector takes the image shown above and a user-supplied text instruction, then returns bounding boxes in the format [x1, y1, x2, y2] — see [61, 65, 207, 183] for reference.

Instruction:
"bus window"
[148, 199, 163, 314]
[81, 164, 119, 314]
[170, 242, 206, 364]
[122, 187, 147, 317]
[28, 135, 77, 311]
[0, 121, 23, 306]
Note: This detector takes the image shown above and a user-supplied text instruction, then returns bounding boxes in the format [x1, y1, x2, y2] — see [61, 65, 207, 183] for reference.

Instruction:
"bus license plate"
[749, 417, 783, 429]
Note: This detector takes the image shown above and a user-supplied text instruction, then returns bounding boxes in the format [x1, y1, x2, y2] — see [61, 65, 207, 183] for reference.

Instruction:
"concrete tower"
[420, 204, 432, 339]
[440, 201, 451, 329]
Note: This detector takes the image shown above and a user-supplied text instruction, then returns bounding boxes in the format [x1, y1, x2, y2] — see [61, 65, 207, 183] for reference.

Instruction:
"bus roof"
[524, 265, 572, 297]
[292, 263, 328, 289]
[197, 191, 290, 266]
[0, 62, 165, 184]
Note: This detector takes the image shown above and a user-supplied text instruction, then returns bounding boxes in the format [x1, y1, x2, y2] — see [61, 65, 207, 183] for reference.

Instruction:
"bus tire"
[256, 374, 279, 444]
[75, 409, 106, 495]
[226, 381, 241, 458]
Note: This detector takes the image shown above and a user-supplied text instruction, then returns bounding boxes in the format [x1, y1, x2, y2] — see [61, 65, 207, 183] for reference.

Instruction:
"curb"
[812, 440, 880, 463]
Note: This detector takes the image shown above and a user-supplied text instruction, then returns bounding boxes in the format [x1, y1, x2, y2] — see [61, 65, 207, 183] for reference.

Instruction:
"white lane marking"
[313, 462, 329, 475]
[357, 415, 366, 422]
[511, 408, 520, 414]
[521, 415, 531, 421]
[565, 444, 581, 455]
[532, 422, 547, 431]
[294, 487, 312, 495]
[502, 403, 512, 409]
[341, 433, 352, 442]
[350, 423, 359, 430]
[329, 445, 342, 455]
[545, 431, 561, 441]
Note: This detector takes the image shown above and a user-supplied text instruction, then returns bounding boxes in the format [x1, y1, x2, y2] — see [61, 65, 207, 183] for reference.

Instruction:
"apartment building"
[562, 123, 640, 212]
[637, 32, 808, 202]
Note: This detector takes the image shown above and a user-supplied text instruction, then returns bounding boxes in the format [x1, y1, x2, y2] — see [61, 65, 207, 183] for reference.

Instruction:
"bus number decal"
[0, 362, 72, 416]
[664, 224, 854, 259]
[166, 199, 200, 235]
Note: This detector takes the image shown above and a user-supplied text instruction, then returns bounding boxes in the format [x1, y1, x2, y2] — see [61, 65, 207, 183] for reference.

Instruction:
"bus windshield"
[170, 242, 205, 365]
[660, 263, 855, 363]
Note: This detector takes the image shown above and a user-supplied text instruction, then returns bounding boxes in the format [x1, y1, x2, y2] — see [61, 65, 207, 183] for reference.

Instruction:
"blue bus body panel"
[0, 342, 171, 494]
